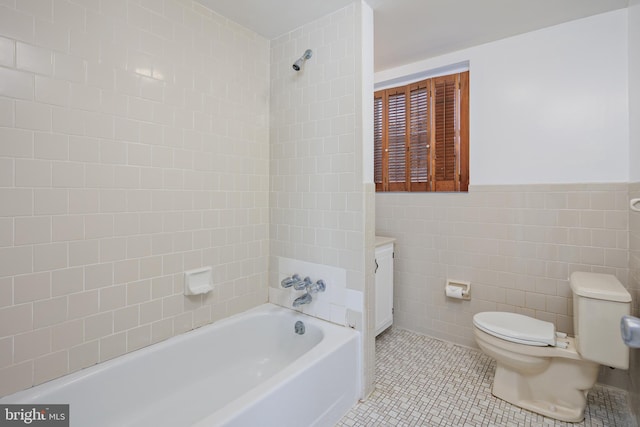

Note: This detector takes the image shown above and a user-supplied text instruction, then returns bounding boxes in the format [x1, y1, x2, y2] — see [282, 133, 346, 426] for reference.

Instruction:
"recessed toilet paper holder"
[445, 279, 471, 300]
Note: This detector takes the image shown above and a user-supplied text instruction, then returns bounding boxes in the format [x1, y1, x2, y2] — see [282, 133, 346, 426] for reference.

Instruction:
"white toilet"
[473, 271, 631, 422]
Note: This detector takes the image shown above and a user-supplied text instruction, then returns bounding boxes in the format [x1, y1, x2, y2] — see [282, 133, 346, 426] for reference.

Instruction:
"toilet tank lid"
[570, 272, 631, 303]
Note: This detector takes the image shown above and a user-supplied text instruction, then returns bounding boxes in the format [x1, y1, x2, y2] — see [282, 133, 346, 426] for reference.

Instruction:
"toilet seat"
[473, 312, 556, 347]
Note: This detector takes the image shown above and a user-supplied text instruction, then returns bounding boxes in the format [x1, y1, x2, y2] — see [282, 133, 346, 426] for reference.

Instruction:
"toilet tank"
[570, 272, 631, 369]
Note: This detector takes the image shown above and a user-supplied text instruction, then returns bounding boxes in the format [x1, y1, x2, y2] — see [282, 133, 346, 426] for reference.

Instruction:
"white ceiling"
[196, 0, 629, 72]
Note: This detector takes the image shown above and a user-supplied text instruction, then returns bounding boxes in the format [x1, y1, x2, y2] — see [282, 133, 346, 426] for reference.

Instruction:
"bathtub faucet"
[293, 293, 312, 307]
[292, 280, 326, 307]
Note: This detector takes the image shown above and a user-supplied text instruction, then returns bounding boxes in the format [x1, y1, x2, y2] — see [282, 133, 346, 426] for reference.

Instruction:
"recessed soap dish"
[184, 267, 214, 295]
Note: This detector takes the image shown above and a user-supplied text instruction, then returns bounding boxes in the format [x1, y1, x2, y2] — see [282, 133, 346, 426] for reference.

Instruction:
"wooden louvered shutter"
[386, 88, 408, 191]
[373, 71, 468, 193]
[459, 71, 469, 191]
[374, 94, 383, 191]
[431, 74, 459, 191]
[409, 82, 429, 191]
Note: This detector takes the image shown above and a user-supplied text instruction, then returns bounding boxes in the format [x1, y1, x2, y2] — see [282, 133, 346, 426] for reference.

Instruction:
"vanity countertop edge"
[375, 236, 396, 247]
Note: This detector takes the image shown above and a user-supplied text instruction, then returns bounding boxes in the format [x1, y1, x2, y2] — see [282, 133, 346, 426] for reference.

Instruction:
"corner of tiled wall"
[362, 181, 376, 399]
[268, 2, 372, 400]
[268, 2, 365, 318]
[0, 0, 270, 397]
[629, 182, 640, 316]
[628, 181, 640, 419]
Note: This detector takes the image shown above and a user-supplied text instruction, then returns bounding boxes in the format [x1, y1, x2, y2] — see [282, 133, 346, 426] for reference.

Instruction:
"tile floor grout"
[337, 328, 634, 427]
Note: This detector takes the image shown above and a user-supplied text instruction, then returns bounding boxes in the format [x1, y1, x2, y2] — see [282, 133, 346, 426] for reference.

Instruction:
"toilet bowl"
[473, 312, 599, 422]
[473, 272, 631, 422]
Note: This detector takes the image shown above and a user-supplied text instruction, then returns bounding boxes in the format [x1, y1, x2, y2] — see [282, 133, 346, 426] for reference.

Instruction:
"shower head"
[292, 49, 313, 71]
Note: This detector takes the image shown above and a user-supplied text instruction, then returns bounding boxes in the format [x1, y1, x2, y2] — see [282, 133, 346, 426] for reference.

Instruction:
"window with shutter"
[374, 71, 469, 193]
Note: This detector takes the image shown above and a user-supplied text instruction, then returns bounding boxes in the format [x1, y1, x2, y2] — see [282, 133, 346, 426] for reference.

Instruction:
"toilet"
[473, 271, 631, 422]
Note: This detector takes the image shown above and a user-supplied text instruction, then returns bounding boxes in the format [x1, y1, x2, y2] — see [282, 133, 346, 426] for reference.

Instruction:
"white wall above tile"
[376, 10, 630, 185]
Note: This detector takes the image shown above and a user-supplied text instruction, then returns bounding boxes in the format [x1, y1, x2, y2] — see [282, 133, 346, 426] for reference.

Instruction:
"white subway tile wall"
[0, 0, 270, 397]
[376, 183, 631, 348]
[269, 3, 369, 313]
[268, 2, 376, 398]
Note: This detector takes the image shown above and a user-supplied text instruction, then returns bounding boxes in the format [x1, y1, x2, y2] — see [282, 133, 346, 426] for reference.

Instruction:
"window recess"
[374, 71, 469, 192]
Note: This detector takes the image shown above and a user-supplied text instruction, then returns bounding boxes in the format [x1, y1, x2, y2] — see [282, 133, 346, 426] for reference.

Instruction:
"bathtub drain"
[294, 321, 305, 335]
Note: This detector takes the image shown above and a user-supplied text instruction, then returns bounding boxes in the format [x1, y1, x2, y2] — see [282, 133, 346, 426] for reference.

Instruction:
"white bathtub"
[0, 303, 361, 427]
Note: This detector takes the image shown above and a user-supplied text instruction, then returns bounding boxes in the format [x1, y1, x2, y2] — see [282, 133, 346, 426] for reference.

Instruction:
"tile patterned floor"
[337, 328, 635, 427]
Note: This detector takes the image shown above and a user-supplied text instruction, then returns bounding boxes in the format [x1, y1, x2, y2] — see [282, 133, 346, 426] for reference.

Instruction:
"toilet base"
[491, 357, 599, 422]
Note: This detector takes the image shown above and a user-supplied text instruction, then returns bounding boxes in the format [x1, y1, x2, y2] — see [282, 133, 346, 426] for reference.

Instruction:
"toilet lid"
[473, 312, 556, 346]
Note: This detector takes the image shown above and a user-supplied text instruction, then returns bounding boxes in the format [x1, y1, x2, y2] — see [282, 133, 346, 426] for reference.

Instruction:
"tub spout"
[293, 293, 312, 307]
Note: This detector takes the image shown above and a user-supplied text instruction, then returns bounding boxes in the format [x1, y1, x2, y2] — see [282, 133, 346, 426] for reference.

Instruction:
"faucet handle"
[308, 279, 325, 294]
[294, 276, 312, 291]
[281, 274, 301, 288]
[621, 315, 640, 348]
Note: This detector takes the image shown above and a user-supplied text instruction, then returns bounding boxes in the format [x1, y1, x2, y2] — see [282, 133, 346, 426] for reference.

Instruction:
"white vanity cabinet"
[375, 236, 395, 336]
